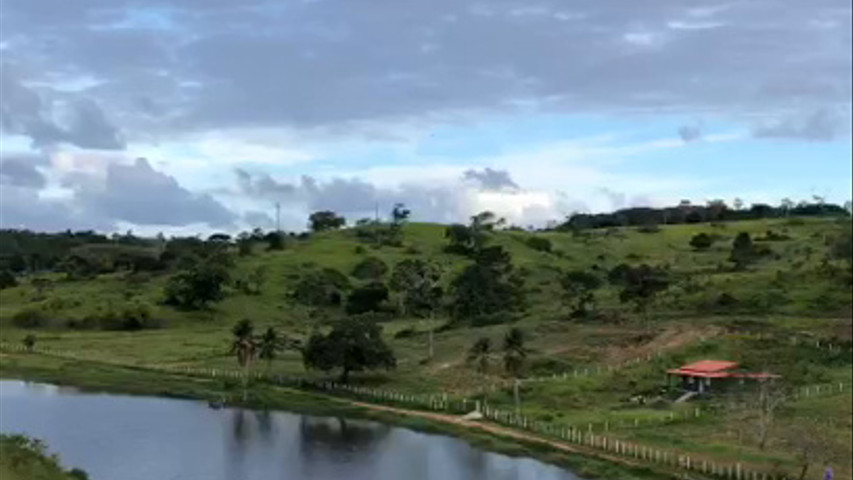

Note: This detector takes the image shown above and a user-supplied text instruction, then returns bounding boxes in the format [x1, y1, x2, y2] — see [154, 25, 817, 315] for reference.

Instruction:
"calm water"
[0, 380, 584, 480]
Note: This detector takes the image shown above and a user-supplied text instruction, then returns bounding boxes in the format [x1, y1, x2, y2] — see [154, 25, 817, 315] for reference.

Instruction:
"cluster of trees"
[556, 199, 850, 232]
[467, 327, 528, 408]
[560, 263, 670, 320]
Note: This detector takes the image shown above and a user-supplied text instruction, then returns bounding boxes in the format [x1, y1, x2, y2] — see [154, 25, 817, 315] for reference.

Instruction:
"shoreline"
[0, 352, 678, 480]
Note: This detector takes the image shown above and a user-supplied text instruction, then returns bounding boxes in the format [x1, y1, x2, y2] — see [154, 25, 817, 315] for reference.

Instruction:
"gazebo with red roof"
[667, 360, 779, 393]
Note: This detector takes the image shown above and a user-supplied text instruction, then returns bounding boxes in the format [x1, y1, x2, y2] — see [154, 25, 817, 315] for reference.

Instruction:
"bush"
[689, 233, 714, 250]
[393, 327, 417, 339]
[12, 308, 47, 328]
[351, 256, 389, 280]
[636, 223, 661, 233]
[0, 269, 17, 289]
[525, 236, 552, 252]
[345, 282, 389, 315]
[86, 302, 161, 331]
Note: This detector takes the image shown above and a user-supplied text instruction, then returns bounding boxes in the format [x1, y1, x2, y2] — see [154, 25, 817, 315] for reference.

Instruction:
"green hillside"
[1, 216, 851, 479]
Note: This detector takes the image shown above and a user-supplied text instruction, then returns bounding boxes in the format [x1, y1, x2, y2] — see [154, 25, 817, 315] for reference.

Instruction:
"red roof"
[667, 360, 740, 378]
[667, 360, 780, 380]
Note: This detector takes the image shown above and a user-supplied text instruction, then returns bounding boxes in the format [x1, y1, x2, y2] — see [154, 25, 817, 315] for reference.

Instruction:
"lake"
[0, 380, 584, 480]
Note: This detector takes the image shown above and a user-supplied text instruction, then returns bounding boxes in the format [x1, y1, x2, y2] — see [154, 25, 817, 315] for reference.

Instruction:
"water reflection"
[0, 380, 583, 480]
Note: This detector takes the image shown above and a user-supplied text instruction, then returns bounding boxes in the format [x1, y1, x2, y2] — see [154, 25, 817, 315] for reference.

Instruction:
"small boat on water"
[208, 398, 226, 409]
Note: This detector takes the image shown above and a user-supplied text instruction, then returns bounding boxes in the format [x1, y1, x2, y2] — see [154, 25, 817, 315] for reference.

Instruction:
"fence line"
[0, 342, 841, 480]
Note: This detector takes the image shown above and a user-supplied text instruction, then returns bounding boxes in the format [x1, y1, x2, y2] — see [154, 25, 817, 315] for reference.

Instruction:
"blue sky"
[1, 0, 851, 233]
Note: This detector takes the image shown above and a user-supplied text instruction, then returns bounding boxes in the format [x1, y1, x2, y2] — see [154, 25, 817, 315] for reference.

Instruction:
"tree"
[391, 203, 411, 226]
[450, 246, 525, 325]
[751, 380, 786, 450]
[611, 264, 670, 317]
[502, 328, 527, 412]
[388, 259, 443, 358]
[345, 282, 389, 315]
[782, 421, 830, 480]
[292, 268, 350, 307]
[351, 256, 388, 280]
[22, 334, 36, 352]
[164, 261, 230, 309]
[780, 198, 795, 217]
[301, 317, 396, 382]
[730, 232, 756, 270]
[230, 319, 258, 399]
[0, 270, 17, 290]
[265, 231, 285, 251]
[560, 270, 603, 318]
[689, 233, 714, 251]
[467, 337, 492, 375]
[733, 197, 744, 211]
[258, 327, 284, 371]
[309, 211, 346, 232]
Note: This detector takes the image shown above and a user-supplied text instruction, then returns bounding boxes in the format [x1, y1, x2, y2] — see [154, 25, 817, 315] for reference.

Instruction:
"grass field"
[1, 217, 851, 479]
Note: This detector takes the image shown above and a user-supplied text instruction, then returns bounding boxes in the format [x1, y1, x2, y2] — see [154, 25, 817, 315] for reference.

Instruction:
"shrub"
[393, 327, 417, 339]
[345, 282, 389, 315]
[351, 256, 389, 280]
[0, 269, 17, 289]
[525, 236, 552, 252]
[689, 233, 714, 250]
[636, 223, 661, 233]
[12, 308, 47, 328]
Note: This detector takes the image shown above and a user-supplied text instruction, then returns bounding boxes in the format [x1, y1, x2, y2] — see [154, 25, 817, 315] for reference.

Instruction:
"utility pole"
[275, 202, 281, 233]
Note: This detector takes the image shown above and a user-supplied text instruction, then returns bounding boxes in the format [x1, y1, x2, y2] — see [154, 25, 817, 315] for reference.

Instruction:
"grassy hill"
[1, 216, 851, 479]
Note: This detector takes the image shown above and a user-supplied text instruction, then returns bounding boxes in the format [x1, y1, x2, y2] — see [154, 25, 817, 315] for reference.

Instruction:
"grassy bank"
[0, 352, 673, 480]
[0, 434, 88, 480]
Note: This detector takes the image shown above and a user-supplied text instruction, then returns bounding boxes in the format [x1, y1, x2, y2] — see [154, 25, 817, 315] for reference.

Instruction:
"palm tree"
[230, 319, 257, 400]
[467, 337, 492, 375]
[258, 327, 282, 372]
[502, 327, 527, 412]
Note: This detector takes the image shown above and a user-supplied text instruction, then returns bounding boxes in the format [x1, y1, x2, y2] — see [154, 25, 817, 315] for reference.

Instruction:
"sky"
[0, 0, 851, 235]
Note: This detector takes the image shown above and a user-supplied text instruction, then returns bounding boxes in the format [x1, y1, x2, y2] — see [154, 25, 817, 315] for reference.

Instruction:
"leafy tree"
[444, 224, 479, 255]
[302, 317, 396, 382]
[610, 264, 670, 317]
[351, 256, 388, 280]
[0, 269, 17, 289]
[467, 337, 493, 375]
[450, 246, 525, 325]
[560, 270, 603, 318]
[265, 231, 285, 251]
[309, 211, 346, 232]
[163, 261, 230, 309]
[207, 233, 231, 243]
[22, 334, 36, 352]
[689, 233, 714, 250]
[389, 259, 443, 358]
[733, 197, 744, 211]
[345, 282, 389, 315]
[391, 203, 411, 226]
[236, 232, 254, 256]
[292, 268, 350, 307]
[730, 232, 756, 270]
